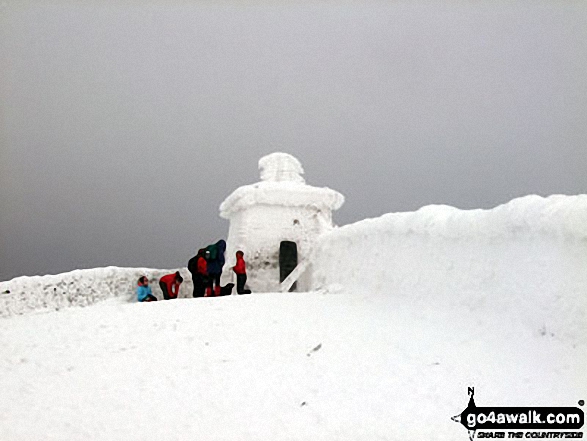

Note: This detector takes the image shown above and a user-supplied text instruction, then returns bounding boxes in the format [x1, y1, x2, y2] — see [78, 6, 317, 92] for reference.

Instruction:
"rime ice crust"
[317, 193, 587, 240]
[220, 153, 344, 219]
[1, 194, 586, 322]
[219, 182, 344, 219]
[0, 267, 192, 317]
[311, 193, 587, 344]
[258, 152, 305, 184]
[219, 153, 345, 292]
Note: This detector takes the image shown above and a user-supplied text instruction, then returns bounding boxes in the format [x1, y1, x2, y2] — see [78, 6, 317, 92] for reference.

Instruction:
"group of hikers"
[136, 239, 251, 302]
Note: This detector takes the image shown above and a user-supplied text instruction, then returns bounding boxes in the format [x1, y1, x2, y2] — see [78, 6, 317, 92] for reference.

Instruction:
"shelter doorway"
[279, 241, 298, 292]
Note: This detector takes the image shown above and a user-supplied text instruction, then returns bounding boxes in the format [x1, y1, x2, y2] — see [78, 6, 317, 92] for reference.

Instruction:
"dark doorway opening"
[279, 241, 298, 292]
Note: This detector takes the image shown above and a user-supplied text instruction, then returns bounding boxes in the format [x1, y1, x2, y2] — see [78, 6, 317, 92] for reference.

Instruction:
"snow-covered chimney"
[220, 153, 344, 292]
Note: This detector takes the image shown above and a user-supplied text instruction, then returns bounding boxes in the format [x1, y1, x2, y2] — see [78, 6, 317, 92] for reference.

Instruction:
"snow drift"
[311, 194, 587, 345]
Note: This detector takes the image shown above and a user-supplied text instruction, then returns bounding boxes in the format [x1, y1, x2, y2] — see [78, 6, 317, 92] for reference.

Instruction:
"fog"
[1, 1, 586, 281]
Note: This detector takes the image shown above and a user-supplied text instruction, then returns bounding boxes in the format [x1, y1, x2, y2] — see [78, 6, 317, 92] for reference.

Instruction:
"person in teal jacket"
[137, 276, 157, 302]
[206, 240, 226, 296]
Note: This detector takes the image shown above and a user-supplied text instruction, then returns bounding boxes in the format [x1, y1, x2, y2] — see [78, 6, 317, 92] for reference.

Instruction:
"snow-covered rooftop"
[220, 153, 344, 218]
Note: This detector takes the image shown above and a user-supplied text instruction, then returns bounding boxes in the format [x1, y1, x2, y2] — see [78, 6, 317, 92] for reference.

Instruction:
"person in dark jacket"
[137, 276, 157, 302]
[233, 250, 251, 294]
[206, 240, 226, 296]
[159, 271, 183, 300]
[188, 249, 206, 298]
[201, 251, 211, 296]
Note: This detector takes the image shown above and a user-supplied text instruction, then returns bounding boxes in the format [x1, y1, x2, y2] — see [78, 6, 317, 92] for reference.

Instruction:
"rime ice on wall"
[220, 153, 344, 292]
[0, 267, 192, 318]
[2, 192, 585, 333]
[310, 194, 587, 344]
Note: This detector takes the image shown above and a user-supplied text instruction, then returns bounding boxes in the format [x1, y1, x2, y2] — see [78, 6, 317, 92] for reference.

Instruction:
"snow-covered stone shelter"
[219, 153, 344, 292]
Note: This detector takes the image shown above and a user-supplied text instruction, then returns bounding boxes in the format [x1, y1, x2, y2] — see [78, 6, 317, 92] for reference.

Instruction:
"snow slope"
[0, 293, 583, 441]
[0, 194, 585, 439]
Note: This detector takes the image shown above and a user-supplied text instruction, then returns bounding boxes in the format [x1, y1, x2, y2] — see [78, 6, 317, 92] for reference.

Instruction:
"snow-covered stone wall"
[310, 194, 587, 343]
[4, 192, 586, 338]
[0, 267, 193, 318]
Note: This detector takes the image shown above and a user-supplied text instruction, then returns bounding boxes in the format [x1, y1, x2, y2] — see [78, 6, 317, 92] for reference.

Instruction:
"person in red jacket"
[233, 250, 251, 294]
[188, 249, 207, 298]
[159, 271, 183, 300]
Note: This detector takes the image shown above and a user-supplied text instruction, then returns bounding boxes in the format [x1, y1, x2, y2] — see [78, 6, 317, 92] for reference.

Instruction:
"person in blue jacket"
[206, 239, 226, 296]
[137, 276, 157, 302]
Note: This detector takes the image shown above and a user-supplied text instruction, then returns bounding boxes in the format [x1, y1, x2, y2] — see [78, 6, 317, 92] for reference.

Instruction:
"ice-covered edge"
[324, 194, 587, 241]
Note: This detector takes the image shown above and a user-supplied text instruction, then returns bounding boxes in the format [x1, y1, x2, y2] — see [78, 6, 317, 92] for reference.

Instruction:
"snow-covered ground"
[0, 291, 583, 440]
[0, 194, 585, 439]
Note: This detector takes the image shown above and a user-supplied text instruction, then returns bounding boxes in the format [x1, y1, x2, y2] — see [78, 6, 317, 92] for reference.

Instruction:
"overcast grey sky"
[1, 1, 586, 281]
